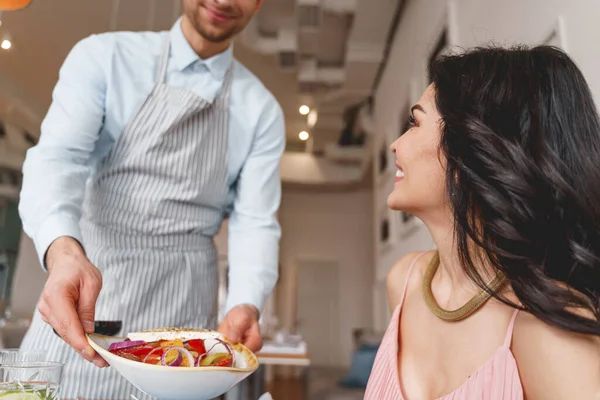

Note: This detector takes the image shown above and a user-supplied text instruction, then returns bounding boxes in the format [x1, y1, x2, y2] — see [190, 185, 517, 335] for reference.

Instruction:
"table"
[224, 343, 310, 400]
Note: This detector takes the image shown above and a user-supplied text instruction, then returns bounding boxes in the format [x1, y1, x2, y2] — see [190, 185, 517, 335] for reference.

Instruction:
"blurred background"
[0, 0, 599, 399]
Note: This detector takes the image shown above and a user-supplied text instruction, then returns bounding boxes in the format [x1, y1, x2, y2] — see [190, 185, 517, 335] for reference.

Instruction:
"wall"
[277, 189, 374, 367]
[372, 0, 600, 330]
[280, 152, 366, 185]
[11, 232, 45, 319]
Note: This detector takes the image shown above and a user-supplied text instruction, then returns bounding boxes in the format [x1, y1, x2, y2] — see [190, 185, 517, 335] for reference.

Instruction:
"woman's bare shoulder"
[512, 310, 600, 399]
[386, 250, 435, 309]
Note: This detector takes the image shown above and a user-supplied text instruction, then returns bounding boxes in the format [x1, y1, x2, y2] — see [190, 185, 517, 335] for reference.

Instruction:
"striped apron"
[20, 34, 233, 399]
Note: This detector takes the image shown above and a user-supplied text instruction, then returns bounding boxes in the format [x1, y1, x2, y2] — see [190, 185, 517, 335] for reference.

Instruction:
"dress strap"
[398, 252, 428, 309]
[503, 309, 520, 348]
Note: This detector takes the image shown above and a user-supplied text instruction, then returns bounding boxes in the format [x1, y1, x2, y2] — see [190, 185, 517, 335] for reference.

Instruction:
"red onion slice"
[164, 346, 195, 367]
[194, 337, 235, 367]
[161, 348, 183, 366]
[108, 340, 145, 352]
[142, 346, 167, 363]
[215, 337, 235, 367]
[195, 341, 220, 366]
[112, 337, 234, 368]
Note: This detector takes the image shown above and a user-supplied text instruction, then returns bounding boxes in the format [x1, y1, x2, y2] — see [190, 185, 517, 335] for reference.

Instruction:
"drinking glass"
[0, 361, 63, 399]
[0, 349, 45, 364]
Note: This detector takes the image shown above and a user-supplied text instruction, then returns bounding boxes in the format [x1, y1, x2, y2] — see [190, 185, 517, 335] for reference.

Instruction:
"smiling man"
[18, 0, 284, 398]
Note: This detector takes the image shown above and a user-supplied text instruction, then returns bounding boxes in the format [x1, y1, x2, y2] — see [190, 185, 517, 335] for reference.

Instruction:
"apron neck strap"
[216, 62, 234, 107]
[156, 33, 235, 104]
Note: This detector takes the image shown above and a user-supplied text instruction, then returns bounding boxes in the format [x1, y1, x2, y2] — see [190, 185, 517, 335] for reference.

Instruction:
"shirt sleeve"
[19, 35, 107, 268]
[225, 99, 285, 314]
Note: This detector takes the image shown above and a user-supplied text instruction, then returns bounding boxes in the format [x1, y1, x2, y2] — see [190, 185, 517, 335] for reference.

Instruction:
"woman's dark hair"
[429, 45, 600, 335]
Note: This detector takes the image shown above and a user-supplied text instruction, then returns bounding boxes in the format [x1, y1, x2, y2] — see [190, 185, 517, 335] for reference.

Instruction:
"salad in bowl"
[87, 328, 258, 400]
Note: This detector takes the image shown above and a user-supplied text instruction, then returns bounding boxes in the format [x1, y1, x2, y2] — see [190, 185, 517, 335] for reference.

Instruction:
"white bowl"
[87, 328, 259, 400]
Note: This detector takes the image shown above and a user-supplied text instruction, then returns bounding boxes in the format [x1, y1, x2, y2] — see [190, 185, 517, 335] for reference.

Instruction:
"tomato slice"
[212, 354, 233, 367]
[126, 345, 156, 359]
[186, 339, 206, 355]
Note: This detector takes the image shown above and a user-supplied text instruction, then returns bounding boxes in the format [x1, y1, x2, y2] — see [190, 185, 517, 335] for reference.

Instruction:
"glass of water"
[0, 349, 45, 364]
[0, 361, 63, 399]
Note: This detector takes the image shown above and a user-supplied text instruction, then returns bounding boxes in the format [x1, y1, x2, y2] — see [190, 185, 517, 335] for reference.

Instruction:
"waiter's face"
[183, 0, 263, 43]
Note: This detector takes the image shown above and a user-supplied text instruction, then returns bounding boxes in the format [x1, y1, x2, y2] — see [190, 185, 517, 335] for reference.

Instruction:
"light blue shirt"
[19, 18, 285, 314]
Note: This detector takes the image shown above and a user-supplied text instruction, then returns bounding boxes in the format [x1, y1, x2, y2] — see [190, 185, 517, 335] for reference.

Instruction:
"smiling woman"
[366, 45, 600, 400]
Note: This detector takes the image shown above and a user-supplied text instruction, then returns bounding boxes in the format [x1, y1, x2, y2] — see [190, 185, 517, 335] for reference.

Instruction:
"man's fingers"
[92, 353, 109, 367]
[217, 318, 240, 343]
[77, 270, 106, 367]
[41, 243, 106, 368]
[219, 305, 263, 350]
[38, 299, 50, 321]
[217, 321, 229, 338]
[243, 322, 263, 352]
[46, 290, 98, 364]
[77, 278, 101, 334]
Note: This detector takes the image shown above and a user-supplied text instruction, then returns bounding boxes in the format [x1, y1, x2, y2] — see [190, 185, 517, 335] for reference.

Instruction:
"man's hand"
[38, 237, 107, 367]
[217, 304, 263, 352]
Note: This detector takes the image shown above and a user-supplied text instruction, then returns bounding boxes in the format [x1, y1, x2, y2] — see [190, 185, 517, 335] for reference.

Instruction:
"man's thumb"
[77, 282, 100, 334]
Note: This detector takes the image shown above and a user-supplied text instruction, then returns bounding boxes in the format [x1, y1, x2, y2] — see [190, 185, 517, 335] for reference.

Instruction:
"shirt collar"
[169, 17, 233, 80]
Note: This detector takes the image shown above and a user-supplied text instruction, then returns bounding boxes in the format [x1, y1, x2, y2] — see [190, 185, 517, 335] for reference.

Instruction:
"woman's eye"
[400, 112, 417, 137]
[407, 113, 417, 128]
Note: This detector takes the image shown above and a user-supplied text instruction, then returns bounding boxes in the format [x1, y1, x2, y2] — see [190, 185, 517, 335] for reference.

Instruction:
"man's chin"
[202, 33, 232, 43]
[197, 26, 235, 43]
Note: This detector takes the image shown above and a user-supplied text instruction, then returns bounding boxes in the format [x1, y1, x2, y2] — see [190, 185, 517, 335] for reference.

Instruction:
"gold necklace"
[422, 251, 506, 321]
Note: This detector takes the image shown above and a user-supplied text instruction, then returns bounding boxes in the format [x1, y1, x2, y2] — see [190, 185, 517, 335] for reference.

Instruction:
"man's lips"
[204, 6, 234, 23]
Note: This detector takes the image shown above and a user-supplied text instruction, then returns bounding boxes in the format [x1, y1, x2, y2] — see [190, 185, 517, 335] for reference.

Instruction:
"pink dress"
[364, 253, 524, 400]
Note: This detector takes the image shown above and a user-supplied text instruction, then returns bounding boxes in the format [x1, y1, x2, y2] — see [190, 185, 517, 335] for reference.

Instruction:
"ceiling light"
[299, 131, 310, 141]
[1, 40, 11, 50]
[299, 105, 310, 115]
